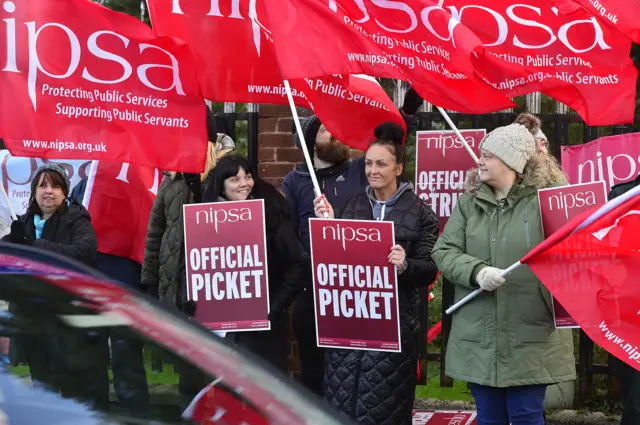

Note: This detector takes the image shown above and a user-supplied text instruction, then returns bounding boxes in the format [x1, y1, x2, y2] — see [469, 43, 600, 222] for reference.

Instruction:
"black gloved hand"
[147, 286, 159, 299]
[9, 220, 32, 245]
[401, 87, 424, 116]
[268, 307, 285, 325]
[183, 173, 202, 203]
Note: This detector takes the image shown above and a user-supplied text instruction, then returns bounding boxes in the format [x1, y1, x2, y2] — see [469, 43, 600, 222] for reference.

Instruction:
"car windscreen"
[0, 267, 269, 425]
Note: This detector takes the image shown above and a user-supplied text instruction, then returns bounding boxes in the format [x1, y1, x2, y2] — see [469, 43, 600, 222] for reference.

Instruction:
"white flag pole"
[446, 183, 640, 314]
[0, 183, 17, 221]
[436, 106, 479, 164]
[283, 80, 328, 217]
[445, 262, 521, 315]
[82, 160, 99, 210]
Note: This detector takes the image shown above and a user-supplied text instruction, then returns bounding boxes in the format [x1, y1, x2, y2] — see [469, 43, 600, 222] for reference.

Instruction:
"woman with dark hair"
[2, 164, 108, 410]
[4, 164, 97, 263]
[313, 123, 439, 425]
[202, 155, 306, 371]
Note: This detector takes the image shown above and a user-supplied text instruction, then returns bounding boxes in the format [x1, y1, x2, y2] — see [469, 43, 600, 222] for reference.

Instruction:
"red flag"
[555, 0, 640, 44]
[444, 0, 637, 125]
[296, 75, 406, 150]
[147, 0, 282, 105]
[85, 161, 158, 264]
[260, 0, 515, 114]
[427, 321, 442, 344]
[147, 0, 406, 149]
[0, 0, 207, 172]
[521, 185, 640, 371]
[182, 384, 269, 425]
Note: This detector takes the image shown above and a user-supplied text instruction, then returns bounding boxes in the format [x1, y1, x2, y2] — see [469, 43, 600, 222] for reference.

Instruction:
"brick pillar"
[258, 104, 304, 377]
[258, 104, 303, 187]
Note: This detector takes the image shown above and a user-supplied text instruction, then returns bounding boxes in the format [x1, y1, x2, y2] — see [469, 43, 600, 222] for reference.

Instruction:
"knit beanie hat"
[533, 127, 547, 142]
[31, 163, 71, 197]
[480, 115, 537, 174]
[293, 115, 322, 155]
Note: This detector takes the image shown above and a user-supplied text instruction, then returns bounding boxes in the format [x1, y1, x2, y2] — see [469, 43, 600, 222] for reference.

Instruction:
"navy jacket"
[282, 157, 367, 260]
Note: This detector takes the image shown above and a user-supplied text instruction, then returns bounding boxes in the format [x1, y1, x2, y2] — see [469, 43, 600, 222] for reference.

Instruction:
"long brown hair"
[28, 171, 68, 216]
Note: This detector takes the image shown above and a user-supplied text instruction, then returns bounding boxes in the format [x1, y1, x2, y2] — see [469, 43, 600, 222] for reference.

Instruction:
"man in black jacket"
[608, 175, 640, 425]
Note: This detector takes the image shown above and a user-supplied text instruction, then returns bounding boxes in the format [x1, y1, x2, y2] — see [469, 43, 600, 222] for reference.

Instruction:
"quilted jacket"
[323, 188, 439, 425]
[141, 174, 196, 307]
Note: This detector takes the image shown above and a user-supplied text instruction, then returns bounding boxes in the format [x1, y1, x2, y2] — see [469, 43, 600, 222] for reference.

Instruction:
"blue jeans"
[469, 384, 547, 425]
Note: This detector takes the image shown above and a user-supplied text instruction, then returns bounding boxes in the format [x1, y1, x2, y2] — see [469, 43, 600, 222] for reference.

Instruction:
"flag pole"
[283, 80, 328, 217]
[0, 182, 17, 221]
[446, 183, 640, 314]
[437, 107, 479, 164]
[82, 160, 99, 209]
[445, 262, 522, 315]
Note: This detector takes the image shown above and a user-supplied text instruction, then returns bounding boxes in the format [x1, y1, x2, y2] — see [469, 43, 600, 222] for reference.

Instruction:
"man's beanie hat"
[292, 115, 322, 154]
[31, 164, 71, 197]
[479, 114, 537, 173]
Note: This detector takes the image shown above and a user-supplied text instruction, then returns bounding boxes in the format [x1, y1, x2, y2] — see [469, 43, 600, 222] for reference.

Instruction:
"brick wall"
[257, 104, 303, 189]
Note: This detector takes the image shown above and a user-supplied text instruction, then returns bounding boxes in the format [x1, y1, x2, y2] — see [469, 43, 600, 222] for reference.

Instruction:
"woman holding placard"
[202, 155, 306, 372]
[432, 115, 574, 425]
[313, 123, 439, 425]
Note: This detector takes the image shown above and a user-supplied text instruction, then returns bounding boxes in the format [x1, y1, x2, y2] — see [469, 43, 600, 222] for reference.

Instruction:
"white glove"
[476, 267, 506, 291]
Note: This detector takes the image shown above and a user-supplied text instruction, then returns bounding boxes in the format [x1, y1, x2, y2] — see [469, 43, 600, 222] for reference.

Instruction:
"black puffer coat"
[323, 189, 439, 425]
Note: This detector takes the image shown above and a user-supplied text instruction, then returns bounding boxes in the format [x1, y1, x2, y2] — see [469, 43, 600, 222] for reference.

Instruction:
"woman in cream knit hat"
[432, 115, 575, 425]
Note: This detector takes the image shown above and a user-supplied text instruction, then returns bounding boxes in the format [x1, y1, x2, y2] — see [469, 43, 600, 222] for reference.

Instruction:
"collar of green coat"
[474, 183, 537, 213]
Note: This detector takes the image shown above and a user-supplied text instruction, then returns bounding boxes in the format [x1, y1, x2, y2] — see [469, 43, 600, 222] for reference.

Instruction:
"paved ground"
[414, 399, 622, 424]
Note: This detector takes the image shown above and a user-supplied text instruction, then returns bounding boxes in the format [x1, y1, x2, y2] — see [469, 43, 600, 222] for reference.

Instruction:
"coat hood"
[365, 181, 414, 221]
[464, 152, 567, 196]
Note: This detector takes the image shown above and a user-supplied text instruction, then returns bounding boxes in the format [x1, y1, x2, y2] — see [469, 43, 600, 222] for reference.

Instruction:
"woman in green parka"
[432, 115, 575, 425]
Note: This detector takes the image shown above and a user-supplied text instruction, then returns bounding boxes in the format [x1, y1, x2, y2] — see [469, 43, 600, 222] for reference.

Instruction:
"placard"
[183, 200, 269, 332]
[538, 181, 608, 328]
[412, 410, 476, 425]
[310, 218, 400, 352]
[415, 130, 484, 232]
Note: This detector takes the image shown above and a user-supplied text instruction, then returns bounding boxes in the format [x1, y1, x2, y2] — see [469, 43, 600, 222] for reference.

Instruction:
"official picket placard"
[412, 410, 476, 425]
[538, 181, 607, 329]
[415, 130, 484, 232]
[309, 218, 400, 352]
[183, 200, 270, 332]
